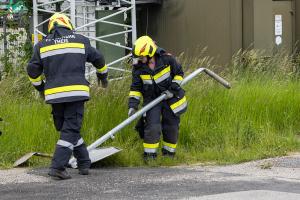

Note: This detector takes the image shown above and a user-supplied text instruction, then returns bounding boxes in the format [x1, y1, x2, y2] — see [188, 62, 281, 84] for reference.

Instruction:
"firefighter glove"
[101, 79, 108, 88]
[128, 108, 137, 117]
[39, 91, 45, 100]
[97, 77, 108, 88]
[168, 82, 181, 97]
[163, 90, 174, 100]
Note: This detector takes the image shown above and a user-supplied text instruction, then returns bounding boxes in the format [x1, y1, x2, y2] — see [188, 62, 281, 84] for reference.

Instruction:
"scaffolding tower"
[33, 0, 138, 76]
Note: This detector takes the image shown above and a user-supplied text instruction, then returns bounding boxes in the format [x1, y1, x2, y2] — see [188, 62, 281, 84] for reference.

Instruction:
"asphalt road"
[0, 154, 300, 200]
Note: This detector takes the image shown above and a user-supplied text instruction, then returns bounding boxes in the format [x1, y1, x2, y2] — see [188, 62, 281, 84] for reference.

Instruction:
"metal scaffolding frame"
[33, 0, 137, 75]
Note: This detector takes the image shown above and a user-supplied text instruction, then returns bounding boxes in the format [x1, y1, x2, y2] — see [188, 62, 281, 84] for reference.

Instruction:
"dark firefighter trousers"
[143, 100, 180, 154]
[51, 101, 91, 171]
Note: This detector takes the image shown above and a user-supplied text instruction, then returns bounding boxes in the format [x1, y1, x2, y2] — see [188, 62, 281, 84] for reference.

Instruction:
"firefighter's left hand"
[39, 91, 45, 100]
[168, 82, 181, 97]
[163, 90, 174, 100]
[128, 108, 137, 117]
[169, 82, 181, 91]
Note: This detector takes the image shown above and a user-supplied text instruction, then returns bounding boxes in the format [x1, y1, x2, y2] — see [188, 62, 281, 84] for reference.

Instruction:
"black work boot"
[162, 148, 175, 158]
[143, 152, 157, 162]
[48, 168, 71, 180]
[78, 168, 89, 175]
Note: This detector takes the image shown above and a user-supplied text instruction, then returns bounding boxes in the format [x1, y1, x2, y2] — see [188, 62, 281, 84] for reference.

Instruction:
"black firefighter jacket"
[128, 48, 187, 116]
[27, 27, 107, 104]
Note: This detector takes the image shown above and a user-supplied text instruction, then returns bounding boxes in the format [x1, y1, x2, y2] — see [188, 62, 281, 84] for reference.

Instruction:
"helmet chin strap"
[146, 56, 151, 64]
[147, 56, 156, 70]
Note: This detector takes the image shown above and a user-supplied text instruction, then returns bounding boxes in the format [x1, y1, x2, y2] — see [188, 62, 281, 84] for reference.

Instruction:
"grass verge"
[0, 73, 299, 168]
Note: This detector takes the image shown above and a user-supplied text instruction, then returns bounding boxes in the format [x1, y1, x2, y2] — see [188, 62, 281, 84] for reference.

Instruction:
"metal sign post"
[68, 67, 231, 168]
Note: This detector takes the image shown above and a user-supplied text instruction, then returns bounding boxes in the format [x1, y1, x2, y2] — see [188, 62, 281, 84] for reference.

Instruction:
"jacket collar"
[136, 47, 167, 73]
[138, 55, 166, 74]
[155, 47, 166, 56]
[46, 27, 74, 39]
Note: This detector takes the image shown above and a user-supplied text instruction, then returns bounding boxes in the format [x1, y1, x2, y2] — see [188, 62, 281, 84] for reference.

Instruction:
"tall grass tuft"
[0, 50, 300, 168]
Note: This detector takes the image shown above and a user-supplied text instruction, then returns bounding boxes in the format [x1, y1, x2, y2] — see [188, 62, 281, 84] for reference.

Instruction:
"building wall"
[242, 0, 254, 49]
[140, 0, 299, 64]
[253, 0, 273, 53]
[295, 0, 300, 50]
[139, 0, 243, 65]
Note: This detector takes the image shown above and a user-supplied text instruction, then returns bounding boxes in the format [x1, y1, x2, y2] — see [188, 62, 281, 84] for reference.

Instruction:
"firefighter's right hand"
[100, 79, 108, 88]
[128, 108, 137, 117]
[97, 78, 108, 88]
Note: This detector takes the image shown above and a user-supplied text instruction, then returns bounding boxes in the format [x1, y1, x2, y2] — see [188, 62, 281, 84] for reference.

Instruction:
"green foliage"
[180, 79, 300, 163]
[0, 7, 32, 80]
[228, 49, 300, 80]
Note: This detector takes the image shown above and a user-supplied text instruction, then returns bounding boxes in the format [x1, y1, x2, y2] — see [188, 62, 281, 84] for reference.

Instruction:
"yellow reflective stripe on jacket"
[173, 75, 183, 81]
[140, 66, 171, 84]
[172, 75, 183, 84]
[28, 75, 42, 83]
[41, 48, 85, 59]
[29, 75, 43, 86]
[45, 91, 89, 101]
[162, 141, 177, 149]
[140, 75, 152, 80]
[170, 96, 187, 110]
[40, 43, 85, 53]
[140, 74, 153, 84]
[129, 91, 142, 97]
[153, 66, 170, 80]
[45, 85, 89, 95]
[97, 65, 108, 73]
[143, 143, 159, 149]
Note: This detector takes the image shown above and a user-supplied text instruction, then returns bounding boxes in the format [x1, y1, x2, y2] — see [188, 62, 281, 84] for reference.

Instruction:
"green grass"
[0, 73, 300, 168]
[181, 79, 300, 163]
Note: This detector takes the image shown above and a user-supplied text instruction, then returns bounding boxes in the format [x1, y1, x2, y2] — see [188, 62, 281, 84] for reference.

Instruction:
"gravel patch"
[0, 153, 299, 200]
[0, 168, 48, 184]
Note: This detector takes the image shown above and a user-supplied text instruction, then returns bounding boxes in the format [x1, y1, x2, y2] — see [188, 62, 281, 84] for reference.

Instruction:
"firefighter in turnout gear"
[27, 13, 108, 179]
[128, 36, 187, 161]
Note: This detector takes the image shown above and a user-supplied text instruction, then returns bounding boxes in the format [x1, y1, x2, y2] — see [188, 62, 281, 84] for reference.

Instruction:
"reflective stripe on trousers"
[143, 143, 159, 153]
[162, 141, 177, 153]
[57, 138, 85, 150]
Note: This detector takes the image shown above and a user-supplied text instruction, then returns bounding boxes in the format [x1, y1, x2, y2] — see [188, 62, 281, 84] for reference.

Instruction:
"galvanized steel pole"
[69, 67, 231, 166]
[70, 0, 76, 28]
[86, 68, 230, 151]
[33, 0, 38, 45]
[131, 0, 137, 43]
